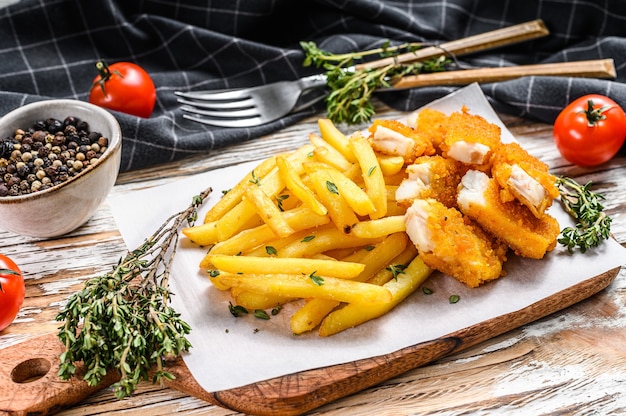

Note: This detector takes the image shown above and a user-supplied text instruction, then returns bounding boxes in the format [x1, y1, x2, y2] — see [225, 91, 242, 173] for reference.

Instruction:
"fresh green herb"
[556, 177, 612, 253]
[326, 180, 339, 195]
[56, 187, 212, 399]
[266, 246, 277, 255]
[249, 170, 261, 186]
[229, 302, 249, 317]
[276, 194, 290, 211]
[367, 166, 377, 176]
[310, 271, 324, 286]
[254, 309, 271, 320]
[271, 304, 283, 315]
[449, 294, 460, 304]
[386, 264, 407, 280]
[422, 287, 433, 295]
[221, 189, 231, 196]
[301, 40, 450, 125]
[364, 245, 375, 251]
[301, 235, 316, 242]
[208, 269, 220, 277]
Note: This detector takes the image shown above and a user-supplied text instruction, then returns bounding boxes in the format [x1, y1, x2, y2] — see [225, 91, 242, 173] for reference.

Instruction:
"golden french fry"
[317, 119, 357, 163]
[291, 298, 339, 335]
[233, 290, 295, 310]
[277, 222, 381, 258]
[204, 155, 278, 223]
[201, 206, 330, 267]
[308, 169, 360, 234]
[208, 253, 366, 279]
[182, 221, 219, 246]
[350, 133, 387, 219]
[378, 155, 405, 176]
[351, 216, 407, 239]
[217, 272, 393, 304]
[215, 198, 263, 240]
[323, 166, 376, 216]
[290, 232, 409, 334]
[367, 245, 418, 286]
[244, 185, 294, 238]
[319, 255, 433, 336]
[216, 144, 315, 236]
[309, 132, 353, 171]
[244, 228, 316, 257]
[276, 156, 327, 216]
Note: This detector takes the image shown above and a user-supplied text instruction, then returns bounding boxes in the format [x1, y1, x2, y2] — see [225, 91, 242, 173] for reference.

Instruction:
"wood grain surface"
[1, 102, 626, 415]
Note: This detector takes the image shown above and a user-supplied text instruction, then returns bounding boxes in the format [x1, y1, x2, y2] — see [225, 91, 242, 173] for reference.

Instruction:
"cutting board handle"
[0, 332, 120, 416]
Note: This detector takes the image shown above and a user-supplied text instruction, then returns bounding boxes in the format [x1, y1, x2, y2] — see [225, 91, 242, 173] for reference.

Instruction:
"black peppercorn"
[64, 116, 78, 126]
[46, 118, 64, 134]
[77, 120, 89, 132]
[32, 120, 46, 131]
[1, 115, 109, 197]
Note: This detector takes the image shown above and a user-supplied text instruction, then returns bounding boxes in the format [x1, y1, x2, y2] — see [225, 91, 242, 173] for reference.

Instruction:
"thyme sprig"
[556, 177, 612, 253]
[56, 187, 212, 399]
[301, 40, 450, 125]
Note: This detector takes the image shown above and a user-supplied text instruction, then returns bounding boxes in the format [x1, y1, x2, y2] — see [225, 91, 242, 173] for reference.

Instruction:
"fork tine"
[182, 113, 264, 128]
[177, 97, 256, 110]
[175, 88, 254, 101]
[180, 105, 260, 119]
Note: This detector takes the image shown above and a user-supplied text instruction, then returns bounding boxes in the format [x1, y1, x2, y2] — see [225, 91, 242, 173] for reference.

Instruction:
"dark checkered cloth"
[1, 0, 625, 171]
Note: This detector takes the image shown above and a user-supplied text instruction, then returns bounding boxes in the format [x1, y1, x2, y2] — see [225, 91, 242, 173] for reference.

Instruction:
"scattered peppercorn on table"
[2, 102, 626, 415]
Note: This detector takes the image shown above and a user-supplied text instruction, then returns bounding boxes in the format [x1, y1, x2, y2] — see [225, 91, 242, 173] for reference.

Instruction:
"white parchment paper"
[108, 84, 626, 393]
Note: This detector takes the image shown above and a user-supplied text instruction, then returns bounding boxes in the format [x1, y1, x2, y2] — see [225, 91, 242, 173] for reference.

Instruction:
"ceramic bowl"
[0, 99, 121, 238]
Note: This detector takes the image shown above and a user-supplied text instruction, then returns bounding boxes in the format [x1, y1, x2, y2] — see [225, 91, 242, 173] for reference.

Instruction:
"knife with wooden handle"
[390, 58, 616, 90]
[357, 19, 550, 71]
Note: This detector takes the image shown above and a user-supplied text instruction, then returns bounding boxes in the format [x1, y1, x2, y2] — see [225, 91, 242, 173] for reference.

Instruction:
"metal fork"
[176, 74, 328, 128]
[176, 20, 550, 128]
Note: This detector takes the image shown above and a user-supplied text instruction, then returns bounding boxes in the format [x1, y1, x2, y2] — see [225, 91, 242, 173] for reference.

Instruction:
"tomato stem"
[92, 61, 124, 97]
[580, 99, 611, 127]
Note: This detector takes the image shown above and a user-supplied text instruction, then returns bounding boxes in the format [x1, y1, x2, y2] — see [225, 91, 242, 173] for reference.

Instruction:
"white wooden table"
[2, 103, 626, 415]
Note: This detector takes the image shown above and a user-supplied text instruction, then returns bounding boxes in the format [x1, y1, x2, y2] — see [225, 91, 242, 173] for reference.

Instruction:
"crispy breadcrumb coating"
[396, 155, 466, 208]
[440, 107, 501, 169]
[414, 107, 449, 152]
[457, 170, 560, 259]
[405, 198, 507, 288]
[491, 142, 560, 218]
[368, 119, 435, 163]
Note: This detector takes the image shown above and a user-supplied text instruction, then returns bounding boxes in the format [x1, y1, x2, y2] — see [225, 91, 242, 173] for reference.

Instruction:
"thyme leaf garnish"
[301, 40, 450, 125]
[56, 187, 212, 399]
[556, 177, 612, 253]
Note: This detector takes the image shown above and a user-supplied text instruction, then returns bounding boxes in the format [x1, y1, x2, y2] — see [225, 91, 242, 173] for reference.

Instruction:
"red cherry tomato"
[553, 94, 626, 167]
[0, 254, 25, 332]
[88, 61, 156, 118]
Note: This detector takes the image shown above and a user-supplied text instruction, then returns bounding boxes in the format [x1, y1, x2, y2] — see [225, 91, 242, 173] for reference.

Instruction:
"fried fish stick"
[395, 155, 465, 208]
[457, 170, 560, 259]
[440, 108, 501, 168]
[404, 198, 507, 288]
[491, 142, 559, 218]
[413, 107, 449, 151]
[368, 119, 436, 163]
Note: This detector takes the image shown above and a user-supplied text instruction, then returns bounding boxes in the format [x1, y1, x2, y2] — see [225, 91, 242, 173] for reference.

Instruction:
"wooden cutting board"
[0, 266, 619, 416]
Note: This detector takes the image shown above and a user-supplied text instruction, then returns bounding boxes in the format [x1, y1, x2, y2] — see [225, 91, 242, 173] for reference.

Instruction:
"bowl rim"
[0, 99, 122, 202]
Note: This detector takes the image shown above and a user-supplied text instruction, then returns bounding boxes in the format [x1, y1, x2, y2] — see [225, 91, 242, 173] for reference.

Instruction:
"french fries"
[183, 118, 434, 336]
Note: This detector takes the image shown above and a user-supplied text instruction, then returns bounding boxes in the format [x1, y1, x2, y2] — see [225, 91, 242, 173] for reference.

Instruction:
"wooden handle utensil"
[357, 19, 550, 70]
[391, 58, 616, 90]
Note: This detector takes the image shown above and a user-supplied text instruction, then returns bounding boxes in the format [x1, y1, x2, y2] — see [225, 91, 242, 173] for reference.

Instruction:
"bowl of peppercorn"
[0, 99, 121, 238]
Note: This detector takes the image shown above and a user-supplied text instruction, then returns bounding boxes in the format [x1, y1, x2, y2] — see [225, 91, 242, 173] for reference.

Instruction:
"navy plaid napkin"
[1, 0, 625, 171]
